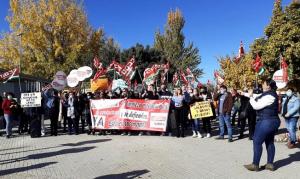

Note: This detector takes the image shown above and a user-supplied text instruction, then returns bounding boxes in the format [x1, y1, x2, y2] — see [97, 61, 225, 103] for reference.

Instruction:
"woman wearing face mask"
[189, 88, 203, 138]
[2, 93, 16, 138]
[172, 88, 186, 138]
[244, 79, 280, 171]
[281, 88, 300, 149]
[200, 88, 213, 138]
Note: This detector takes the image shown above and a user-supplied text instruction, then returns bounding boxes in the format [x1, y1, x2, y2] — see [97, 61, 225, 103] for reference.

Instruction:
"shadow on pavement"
[274, 151, 300, 169]
[0, 146, 61, 156]
[95, 169, 150, 179]
[0, 146, 28, 152]
[0, 162, 57, 176]
[61, 139, 112, 147]
[0, 146, 96, 165]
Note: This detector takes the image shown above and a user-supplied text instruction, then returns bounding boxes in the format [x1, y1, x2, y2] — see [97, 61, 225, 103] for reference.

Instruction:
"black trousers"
[239, 117, 246, 136]
[80, 114, 85, 133]
[202, 117, 212, 134]
[50, 114, 58, 135]
[19, 114, 29, 133]
[248, 113, 256, 139]
[174, 108, 185, 137]
[68, 117, 79, 134]
[62, 113, 68, 132]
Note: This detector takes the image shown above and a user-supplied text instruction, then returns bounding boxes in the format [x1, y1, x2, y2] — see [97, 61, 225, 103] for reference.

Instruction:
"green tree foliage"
[250, 0, 300, 79]
[218, 55, 257, 89]
[154, 9, 202, 78]
[0, 0, 92, 79]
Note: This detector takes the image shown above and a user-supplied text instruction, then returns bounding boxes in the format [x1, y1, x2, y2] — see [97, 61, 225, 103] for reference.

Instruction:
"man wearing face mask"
[49, 91, 60, 136]
[214, 85, 234, 142]
[281, 88, 300, 149]
[2, 93, 15, 138]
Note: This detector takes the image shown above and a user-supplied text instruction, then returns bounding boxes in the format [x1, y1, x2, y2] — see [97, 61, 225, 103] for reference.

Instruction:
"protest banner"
[21, 92, 42, 108]
[190, 101, 213, 119]
[90, 99, 170, 132]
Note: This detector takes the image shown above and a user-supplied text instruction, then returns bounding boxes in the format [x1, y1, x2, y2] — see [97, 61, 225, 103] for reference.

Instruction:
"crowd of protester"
[1, 81, 299, 153]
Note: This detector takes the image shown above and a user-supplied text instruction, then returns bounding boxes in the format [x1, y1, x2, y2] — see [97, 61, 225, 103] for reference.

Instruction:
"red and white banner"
[90, 99, 170, 132]
[0, 67, 20, 82]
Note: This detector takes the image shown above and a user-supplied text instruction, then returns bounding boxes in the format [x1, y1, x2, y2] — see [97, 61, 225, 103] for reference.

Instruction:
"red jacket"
[2, 99, 13, 115]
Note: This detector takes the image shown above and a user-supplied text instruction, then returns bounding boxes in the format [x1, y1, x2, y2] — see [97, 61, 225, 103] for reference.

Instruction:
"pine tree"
[154, 9, 202, 78]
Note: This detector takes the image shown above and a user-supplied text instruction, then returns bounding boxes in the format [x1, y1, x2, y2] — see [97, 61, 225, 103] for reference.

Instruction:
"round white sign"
[272, 69, 287, 89]
[55, 71, 67, 81]
[67, 74, 79, 87]
[70, 69, 78, 76]
[78, 66, 93, 78]
[51, 79, 66, 91]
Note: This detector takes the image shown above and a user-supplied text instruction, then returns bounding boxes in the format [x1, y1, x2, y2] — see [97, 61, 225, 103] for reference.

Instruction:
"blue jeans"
[253, 119, 280, 165]
[4, 114, 13, 136]
[285, 117, 299, 144]
[192, 118, 200, 132]
[219, 114, 232, 139]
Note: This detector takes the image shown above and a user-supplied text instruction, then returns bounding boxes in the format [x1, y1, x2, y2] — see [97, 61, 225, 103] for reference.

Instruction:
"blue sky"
[0, 0, 291, 83]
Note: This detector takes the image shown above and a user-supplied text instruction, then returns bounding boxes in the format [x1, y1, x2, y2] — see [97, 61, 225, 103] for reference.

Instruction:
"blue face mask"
[220, 89, 225, 94]
[286, 90, 293, 97]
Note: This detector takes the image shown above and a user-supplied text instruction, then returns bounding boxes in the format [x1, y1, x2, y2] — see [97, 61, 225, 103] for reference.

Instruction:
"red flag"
[186, 67, 195, 84]
[214, 70, 219, 79]
[180, 70, 188, 85]
[120, 57, 136, 82]
[252, 54, 263, 73]
[160, 62, 170, 84]
[281, 57, 288, 82]
[233, 41, 245, 64]
[134, 80, 138, 89]
[207, 80, 211, 85]
[197, 82, 203, 88]
[93, 58, 107, 80]
[172, 72, 179, 86]
[93, 56, 100, 69]
[238, 41, 245, 58]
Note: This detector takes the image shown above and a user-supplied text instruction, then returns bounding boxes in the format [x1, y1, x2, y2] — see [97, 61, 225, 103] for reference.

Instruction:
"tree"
[218, 54, 257, 89]
[250, 0, 300, 79]
[154, 9, 202, 78]
[99, 37, 121, 67]
[0, 0, 91, 79]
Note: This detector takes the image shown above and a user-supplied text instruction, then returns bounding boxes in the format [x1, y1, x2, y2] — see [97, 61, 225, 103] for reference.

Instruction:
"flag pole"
[17, 33, 23, 94]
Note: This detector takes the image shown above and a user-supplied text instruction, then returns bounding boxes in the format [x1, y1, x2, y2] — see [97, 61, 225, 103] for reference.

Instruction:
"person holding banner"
[200, 88, 214, 138]
[214, 85, 234, 142]
[172, 88, 186, 138]
[158, 85, 173, 136]
[190, 88, 203, 138]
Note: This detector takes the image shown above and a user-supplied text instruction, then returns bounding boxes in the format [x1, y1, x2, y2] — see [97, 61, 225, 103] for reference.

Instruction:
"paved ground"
[0, 120, 299, 179]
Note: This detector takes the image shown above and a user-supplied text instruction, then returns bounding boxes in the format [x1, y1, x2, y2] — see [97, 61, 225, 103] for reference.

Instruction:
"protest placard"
[190, 101, 213, 119]
[21, 92, 42, 108]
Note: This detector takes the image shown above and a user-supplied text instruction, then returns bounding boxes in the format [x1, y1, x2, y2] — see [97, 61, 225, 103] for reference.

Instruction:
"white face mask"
[286, 90, 293, 97]
[220, 89, 225, 94]
[7, 95, 12, 100]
